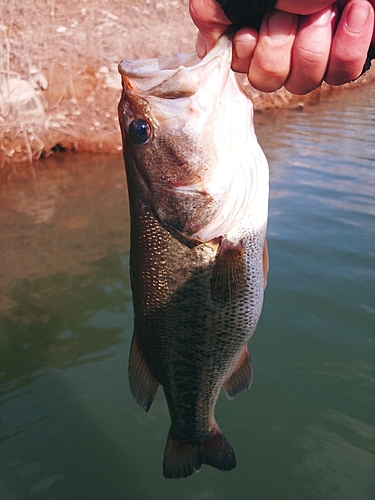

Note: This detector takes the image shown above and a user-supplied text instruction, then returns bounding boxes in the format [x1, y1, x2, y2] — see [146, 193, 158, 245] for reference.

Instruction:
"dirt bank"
[0, 0, 373, 165]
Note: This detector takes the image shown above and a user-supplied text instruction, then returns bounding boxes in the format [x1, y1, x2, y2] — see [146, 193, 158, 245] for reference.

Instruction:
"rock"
[97, 65, 122, 90]
[0, 77, 46, 123]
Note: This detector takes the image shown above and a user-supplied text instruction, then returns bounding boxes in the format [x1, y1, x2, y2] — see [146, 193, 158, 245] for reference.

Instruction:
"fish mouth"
[118, 34, 235, 157]
[118, 36, 232, 95]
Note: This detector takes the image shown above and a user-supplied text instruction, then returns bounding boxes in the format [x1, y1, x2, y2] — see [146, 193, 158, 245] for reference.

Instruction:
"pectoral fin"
[128, 332, 159, 412]
[223, 345, 253, 399]
[211, 237, 247, 305]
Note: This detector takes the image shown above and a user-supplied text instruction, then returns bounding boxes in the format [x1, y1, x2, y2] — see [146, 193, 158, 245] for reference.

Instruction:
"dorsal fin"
[128, 332, 159, 412]
[148, 67, 196, 99]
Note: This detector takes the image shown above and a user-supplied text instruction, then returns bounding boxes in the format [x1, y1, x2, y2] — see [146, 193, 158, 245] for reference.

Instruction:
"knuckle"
[256, 56, 290, 78]
[297, 46, 326, 67]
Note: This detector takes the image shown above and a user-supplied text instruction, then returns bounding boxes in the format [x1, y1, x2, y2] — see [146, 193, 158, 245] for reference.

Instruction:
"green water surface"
[0, 84, 374, 500]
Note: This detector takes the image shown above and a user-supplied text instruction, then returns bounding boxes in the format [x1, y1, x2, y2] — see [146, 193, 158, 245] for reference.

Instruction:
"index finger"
[189, 0, 231, 57]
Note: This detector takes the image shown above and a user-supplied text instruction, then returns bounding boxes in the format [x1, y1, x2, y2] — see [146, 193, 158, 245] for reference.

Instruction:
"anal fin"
[211, 237, 247, 305]
[128, 332, 159, 412]
[223, 345, 253, 399]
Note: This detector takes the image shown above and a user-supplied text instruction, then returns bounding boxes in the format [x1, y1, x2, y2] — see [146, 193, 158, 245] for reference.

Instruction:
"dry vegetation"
[0, 0, 197, 164]
[0, 0, 373, 165]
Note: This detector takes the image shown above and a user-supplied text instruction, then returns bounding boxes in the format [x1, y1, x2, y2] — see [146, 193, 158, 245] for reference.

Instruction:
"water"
[1, 84, 374, 500]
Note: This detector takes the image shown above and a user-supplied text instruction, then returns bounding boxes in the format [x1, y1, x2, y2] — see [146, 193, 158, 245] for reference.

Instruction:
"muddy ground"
[0, 0, 373, 165]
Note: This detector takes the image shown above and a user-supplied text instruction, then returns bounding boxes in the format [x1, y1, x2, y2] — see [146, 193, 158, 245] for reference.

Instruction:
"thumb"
[189, 0, 232, 57]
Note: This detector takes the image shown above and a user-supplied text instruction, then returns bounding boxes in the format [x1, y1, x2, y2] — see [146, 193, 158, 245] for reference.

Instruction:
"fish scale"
[119, 34, 269, 478]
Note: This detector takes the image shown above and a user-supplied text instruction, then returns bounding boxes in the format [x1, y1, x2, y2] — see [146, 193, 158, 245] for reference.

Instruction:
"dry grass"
[0, 0, 196, 164]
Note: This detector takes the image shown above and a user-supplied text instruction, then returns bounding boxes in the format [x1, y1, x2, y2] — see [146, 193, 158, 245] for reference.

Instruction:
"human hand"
[189, 0, 375, 94]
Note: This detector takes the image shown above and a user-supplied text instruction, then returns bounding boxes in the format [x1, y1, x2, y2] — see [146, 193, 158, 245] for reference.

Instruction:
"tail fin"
[163, 427, 236, 479]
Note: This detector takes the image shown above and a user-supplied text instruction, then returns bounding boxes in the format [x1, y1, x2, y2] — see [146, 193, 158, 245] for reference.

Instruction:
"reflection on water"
[294, 410, 374, 500]
[1, 85, 374, 499]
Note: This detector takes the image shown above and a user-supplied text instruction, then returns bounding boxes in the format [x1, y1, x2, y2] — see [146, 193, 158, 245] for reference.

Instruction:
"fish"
[118, 34, 269, 479]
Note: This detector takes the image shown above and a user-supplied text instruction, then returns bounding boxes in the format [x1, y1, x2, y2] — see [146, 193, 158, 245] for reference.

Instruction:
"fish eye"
[129, 119, 151, 145]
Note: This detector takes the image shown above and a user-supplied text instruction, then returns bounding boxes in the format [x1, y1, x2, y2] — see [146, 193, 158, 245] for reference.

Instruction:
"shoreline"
[1, 0, 373, 166]
[1, 69, 373, 167]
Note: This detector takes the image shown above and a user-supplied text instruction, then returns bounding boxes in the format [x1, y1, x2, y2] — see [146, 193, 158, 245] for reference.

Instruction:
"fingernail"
[234, 36, 257, 60]
[267, 11, 297, 42]
[234, 41, 247, 60]
[196, 32, 207, 58]
[346, 2, 371, 33]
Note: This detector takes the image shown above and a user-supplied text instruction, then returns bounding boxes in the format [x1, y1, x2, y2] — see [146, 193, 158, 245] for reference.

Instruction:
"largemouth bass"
[118, 34, 269, 479]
